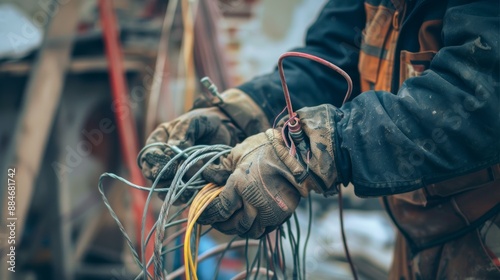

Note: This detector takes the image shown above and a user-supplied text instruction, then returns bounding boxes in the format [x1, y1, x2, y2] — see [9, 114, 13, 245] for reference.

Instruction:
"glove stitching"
[255, 144, 290, 212]
[217, 195, 234, 220]
[237, 213, 252, 234]
[239, 141, 270, 163]
[242, 185, 275, 229]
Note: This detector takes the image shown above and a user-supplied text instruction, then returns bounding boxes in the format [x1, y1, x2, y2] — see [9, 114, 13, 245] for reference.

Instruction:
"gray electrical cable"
[99, 142, 313, 279]
[152, 145, 231, 278]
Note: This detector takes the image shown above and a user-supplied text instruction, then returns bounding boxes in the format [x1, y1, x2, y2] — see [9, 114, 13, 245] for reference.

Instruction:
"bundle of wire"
[98, 142, 313, 280]
[99, 50, 357, 279]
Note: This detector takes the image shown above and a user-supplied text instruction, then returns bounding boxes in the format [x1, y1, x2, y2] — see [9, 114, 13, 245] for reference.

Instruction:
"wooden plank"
[0, 56, 149, 74]
[0, 0, 82, 279]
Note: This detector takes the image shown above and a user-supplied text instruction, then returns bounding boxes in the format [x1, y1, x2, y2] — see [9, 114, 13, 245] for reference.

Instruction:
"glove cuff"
[194, 88, 271, 137]
[270, 105, 342, 197]
[265, 129, 332, 197]
[299, 105, 341, 195]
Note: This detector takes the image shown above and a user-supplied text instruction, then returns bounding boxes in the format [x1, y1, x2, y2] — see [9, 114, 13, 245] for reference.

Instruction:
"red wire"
[277, 51, 353, 125]
[277, 51, 358, 280]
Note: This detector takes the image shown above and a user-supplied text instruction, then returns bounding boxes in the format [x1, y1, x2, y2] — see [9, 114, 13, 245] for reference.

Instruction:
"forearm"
[334, 0, 500, 196]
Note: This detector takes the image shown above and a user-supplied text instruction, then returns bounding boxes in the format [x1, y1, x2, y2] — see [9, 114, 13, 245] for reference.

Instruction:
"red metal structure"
[98, 0, 155, 275]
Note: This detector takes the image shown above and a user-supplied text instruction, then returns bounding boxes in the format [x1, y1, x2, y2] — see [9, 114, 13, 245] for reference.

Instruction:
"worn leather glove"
[139, 89, 270, 186]
[198, 104, 341, 238]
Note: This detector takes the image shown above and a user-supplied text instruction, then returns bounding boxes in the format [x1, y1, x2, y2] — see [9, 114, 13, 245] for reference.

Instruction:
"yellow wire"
[185, 185, 220, 280]
[184, 183, 223, 280]
[181, 0, 196, 112]
[194, 224, 202, 272]
[189, 186, 220, 276]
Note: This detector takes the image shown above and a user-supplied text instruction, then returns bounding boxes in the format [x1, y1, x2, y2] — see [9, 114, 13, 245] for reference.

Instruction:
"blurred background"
[0, 0, 395, 279]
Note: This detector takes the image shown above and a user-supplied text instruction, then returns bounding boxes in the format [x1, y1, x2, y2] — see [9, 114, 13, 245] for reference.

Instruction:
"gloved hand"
[139, 89, 270, 186]
[198, 105, 341, 238]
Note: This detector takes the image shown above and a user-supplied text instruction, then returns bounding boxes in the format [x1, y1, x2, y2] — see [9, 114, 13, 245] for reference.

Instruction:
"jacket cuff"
[218, 89, 271, 137]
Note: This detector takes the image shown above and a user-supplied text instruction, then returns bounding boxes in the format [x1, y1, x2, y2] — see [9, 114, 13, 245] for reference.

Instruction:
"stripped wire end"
[277, 52, 353, 135]
[201, 76, 224, 105]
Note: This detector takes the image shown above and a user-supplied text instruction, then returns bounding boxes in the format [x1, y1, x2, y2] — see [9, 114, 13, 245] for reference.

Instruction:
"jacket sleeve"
[238, 0, 365, 123]
[334, 0, 500, 196]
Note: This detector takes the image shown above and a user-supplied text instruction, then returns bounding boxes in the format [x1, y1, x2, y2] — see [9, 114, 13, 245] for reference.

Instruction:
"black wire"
[274, 229, 283, 279]
[266, 234, 276, 274]
[278, 227, 286, 277]
[286, 220, 298, 279]
[212, 235, 238, 280]
[302, 195, 313, 279]
[338, 187, 358, 280]
[245, 238, 250, 278]
[292, 219, 302, 279]
[253, 238, 263, 280]
[268, 233, 283, 280]
[249, 238, 262, 279]
[263, 235, 270, 280]
[292, 213, 302, 279]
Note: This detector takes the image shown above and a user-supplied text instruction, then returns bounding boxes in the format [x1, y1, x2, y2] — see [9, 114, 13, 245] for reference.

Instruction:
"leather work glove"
[198, 104, 341, 238]
[139, 89, 270, 186]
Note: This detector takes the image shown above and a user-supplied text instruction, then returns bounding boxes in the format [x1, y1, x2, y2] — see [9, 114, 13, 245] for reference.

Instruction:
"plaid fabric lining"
[359, 0, 442, 92]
